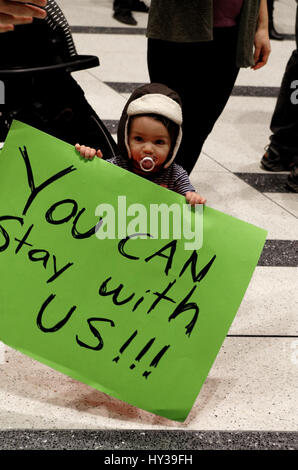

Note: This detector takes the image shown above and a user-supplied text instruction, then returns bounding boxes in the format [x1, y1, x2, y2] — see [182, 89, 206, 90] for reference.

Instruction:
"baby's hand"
[185, 191, 206, 206]
[75, 143, 103, 160]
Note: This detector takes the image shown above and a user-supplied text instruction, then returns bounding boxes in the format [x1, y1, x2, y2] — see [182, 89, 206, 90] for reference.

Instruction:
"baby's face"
[128, 116, 171, 173]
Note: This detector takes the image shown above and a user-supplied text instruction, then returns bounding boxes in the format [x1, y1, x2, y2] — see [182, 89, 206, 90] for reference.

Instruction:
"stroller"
[0, 0, 117, 158]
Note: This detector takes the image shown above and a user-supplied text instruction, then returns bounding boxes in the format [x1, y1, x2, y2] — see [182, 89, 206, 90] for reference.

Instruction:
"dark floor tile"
[71, 26, 146, 35]
[106, 82, 145, 93]
[232, 86, 280, 97]
[106, 83, 280, 98]
[259, 240, 298, 267]
[235, 173, 290, 193]
[0, 430, 297, 450]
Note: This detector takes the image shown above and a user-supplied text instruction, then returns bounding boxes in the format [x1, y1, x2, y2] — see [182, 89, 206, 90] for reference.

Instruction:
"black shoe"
[132, 1, 149, 12]
[113, 9, 137, 25]
[269, 22, 285, 40]
[261, 145, 290, 172]
[287, 164, 298, 192]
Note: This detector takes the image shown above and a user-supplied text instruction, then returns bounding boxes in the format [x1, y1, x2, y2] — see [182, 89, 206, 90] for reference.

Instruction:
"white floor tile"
[73, 33, 150, 83]
[60, 0, 149, 28]
[189, 337, 298, 431]
[229, 267, 298, 336]
[236, 40, 295, 88]
[201, 96, 278, 174]
[72, 70, 127, 119]
[264, 192, 298, 219]
[0, 338, 297, 431]
[275, 0, 297, 34]
[190, 171, 298, 240]
[192, 152, 229, 173]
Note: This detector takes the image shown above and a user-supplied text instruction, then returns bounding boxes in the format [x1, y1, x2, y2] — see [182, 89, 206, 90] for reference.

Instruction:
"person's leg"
[147, 27, 239, 174]
[261, 49, 298, 173]
[270, 51, 298, 153]
[131, 0, 149, 13]
[287, 7, 298, 191]
[113, 0, 137, 26]
[267, 0, 285, 40]
[113, 0, 134, 10]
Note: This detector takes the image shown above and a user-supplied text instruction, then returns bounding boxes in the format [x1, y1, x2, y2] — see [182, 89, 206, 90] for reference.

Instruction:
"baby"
[75, 83, 206, 206]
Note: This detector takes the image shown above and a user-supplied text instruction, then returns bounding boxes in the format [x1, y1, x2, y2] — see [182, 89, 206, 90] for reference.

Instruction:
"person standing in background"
[261, 1, 298, 192]
[147, 0, 271, 175]
[113, 0, 148, 26]
[267, 0, 285, 40]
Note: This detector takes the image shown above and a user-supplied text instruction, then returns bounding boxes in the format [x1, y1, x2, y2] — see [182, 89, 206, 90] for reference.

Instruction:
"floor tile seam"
[234, 174, 298, 216]
[257, 192, 298, 220]
[85, 69, 105, 84]
[226, 334, 298, 338]
[264, 202, 297, 219]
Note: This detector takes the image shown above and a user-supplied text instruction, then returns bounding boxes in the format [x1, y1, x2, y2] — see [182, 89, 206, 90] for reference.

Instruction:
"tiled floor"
[0, 0, 297, 451]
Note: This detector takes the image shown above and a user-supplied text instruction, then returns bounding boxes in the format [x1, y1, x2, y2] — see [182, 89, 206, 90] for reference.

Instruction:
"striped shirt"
[106, 155, 196, 196]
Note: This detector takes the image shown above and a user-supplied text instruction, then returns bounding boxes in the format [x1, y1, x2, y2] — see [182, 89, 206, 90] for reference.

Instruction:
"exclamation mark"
[130, 338, 156, 370]
[113, 330, 138, 363]
[143, 345, 170, 379]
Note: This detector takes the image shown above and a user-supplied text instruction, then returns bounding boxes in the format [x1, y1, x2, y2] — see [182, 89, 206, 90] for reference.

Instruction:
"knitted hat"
[117, 83, 183, 169]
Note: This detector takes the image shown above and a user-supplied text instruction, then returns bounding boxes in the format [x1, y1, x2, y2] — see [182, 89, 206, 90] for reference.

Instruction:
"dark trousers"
[147, 26, 239, 174]
[269, 7, 298, 164]
[267, 0, 274, 21]
[113, 0, 133, 12]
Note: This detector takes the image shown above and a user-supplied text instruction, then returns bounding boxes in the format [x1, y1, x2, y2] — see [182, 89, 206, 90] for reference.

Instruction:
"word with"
[99, 236, 216, 336]
[100, 276, 199, 337]
[95, 196, 203, 250]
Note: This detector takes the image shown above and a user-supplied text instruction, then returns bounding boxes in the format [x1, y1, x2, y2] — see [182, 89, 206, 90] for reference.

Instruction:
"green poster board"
[0, 121, 267, 421]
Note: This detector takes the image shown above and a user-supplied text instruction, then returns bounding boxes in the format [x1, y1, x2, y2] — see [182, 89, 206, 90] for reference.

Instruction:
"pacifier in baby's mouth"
[139, 156, 156, 172]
